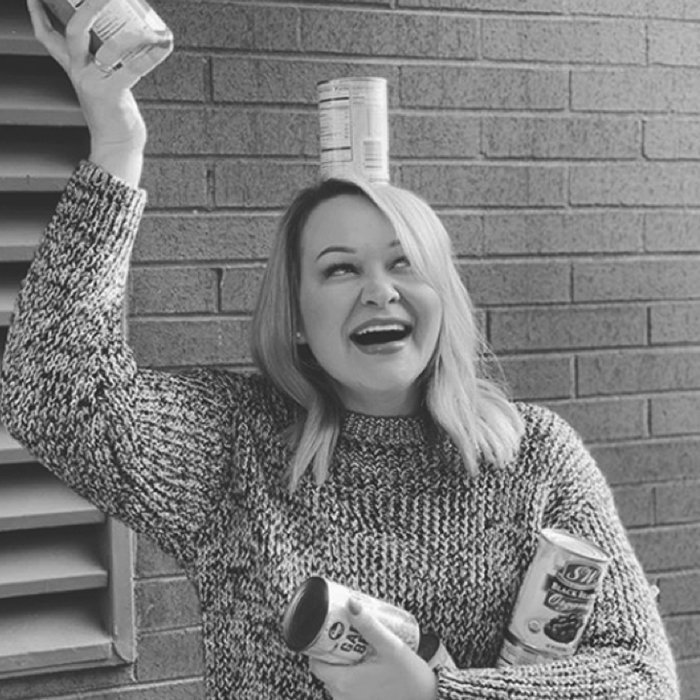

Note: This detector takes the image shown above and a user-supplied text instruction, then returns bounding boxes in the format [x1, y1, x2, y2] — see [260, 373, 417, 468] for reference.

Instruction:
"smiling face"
[297, 194, 443, 416]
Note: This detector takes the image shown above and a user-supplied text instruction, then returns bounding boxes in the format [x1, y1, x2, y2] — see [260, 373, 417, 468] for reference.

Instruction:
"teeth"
[357, 323, 406, 336]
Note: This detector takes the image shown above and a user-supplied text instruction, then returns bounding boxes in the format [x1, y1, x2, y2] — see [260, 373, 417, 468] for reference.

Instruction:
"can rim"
[316, 76, 388, 88]
[282, 576, 329, 652]
[541, 528, 609, 562]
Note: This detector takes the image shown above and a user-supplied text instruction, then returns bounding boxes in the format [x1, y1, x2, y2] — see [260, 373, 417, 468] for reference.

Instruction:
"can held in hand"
[282, 576, 455, 670]
[317, 77, 389, 184]
[41, 0, 173, 75]
[497, 528, 610, 667]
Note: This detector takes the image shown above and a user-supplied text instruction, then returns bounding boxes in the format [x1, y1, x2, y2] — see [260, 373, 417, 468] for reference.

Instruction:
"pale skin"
[27, 1, 438, 697]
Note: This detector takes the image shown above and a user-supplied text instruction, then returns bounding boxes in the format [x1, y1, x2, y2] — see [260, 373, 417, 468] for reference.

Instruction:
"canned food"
[41, 0, 173, 75]
[283, 576, 424, 665]
[317, 77, 389, 184]
[497, 528, 610, 667]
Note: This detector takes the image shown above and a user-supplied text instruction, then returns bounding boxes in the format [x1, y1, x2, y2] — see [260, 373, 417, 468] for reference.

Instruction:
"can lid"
[541, 528, 609, 562]
[281, 576, 329, 652]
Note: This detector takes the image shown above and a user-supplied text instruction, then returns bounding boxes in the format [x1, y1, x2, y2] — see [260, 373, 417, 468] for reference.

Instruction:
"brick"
[545, 397, 647, 442]
[645, 118, 700, 159]
[650, 302, 700, 345]
[484, 211, 643, 255]
[650, 21, 700, 66]
[651, 394, 700, 437]
[460, 260, 570, 305]
[136, 628, 204, 681]
[163, 2, 298, 51]
[591, 438, 700, 485]
[628, 524, 700, 572]
[136, 577, 201, 631]
[439, 214, 484, 257]
[572, 68, 700, 113]
[135, 53, 208, 102]
[400, 66, 567, 110]
[483, 18, 644, 64]
[129, 267, 219, 316]
[678, 658, 700, 700]
[214, 161, 319, 208]
[568, 1, 700, 20]
[212, 57, 400, 105]
[645, 212, 700, 252]
[398, 165, 565, 207]
[391, 114, 480, 158]
[611, 484, 655, 527]
[578, 350, 700, 396]
[656, 480, 700, 524]
[571, 164, 700, 206]
[60, 679, 206, 699]
[130, 318, 252, 367]
[221, 266, 266, 313]
[300, 9, 477, 59]
[490, 305, 646, 352]
[134, 214, 277, 264]
[499, 355, 573, 400]
[397, 0, 564, 11]
[143, 107, 318, 157]
[573, 258, 700, 301]
[483, 116, 640, 159]
[665, 614, 700, 659]
[136, 535, 183, 578]
[141, 160, 209, 209]
[656, 571, 700, 615]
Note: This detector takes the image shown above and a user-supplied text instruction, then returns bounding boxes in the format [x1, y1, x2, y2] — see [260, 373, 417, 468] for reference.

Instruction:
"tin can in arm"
[40, 0, 173, 76]
[317, 77, 389, 184]
[282, 576, 456, 670]
[497, 528, 610, 667]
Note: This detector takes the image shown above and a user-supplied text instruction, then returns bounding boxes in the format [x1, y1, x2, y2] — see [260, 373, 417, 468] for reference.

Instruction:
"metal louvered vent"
[0, 0, 135, 678]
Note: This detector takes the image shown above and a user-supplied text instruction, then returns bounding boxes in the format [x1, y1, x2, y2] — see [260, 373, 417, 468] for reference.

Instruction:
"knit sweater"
[0, 161, 679, 700]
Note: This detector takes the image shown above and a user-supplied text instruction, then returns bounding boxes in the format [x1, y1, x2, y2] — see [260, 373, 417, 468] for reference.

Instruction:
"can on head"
[317, 77, 389, 184]
[497, 528, 610, 667]
[282, 576, 421, 665]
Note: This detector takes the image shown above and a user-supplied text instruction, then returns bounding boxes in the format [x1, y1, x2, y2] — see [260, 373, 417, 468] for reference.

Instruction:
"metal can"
[317, 77, 389, 184]
[282, 576, 421, 664]
[497, 528, 610, 667]
[41, 0, 173, 75]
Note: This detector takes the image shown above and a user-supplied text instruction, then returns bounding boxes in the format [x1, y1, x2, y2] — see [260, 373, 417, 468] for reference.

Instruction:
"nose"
[360, 272, 400, 307]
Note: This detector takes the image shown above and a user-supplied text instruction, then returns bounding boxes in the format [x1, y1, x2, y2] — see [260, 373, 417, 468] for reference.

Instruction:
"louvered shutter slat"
[0, 528, 108, 598]
[0, 426, 31, 464]
[0, 5, 43, 56]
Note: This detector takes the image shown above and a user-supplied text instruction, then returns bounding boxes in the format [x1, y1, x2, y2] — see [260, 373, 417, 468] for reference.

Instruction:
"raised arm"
[0, 1, 242, 566]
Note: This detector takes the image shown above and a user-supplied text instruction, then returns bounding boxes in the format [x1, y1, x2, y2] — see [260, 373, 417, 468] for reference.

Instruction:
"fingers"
[345, 599, 406, 658]
[27, 0, 70, 69]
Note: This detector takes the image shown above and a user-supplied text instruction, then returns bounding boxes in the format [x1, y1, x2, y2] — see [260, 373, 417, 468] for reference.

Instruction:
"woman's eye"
[392, 256, 411, 270]
[324, 262, 356, 278]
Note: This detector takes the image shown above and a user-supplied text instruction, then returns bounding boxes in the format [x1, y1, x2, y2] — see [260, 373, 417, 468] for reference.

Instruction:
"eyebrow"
[315, 239, 401, 261]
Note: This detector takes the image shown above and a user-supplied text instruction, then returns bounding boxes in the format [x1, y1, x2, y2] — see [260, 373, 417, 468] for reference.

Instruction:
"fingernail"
[348, 598, 362, 616]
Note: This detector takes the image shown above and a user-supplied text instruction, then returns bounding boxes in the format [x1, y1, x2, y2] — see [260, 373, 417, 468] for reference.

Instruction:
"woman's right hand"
[27, 0, 147, 186]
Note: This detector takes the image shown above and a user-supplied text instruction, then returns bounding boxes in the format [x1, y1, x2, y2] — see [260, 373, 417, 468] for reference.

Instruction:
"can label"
[497, 529, 610, 667]
[283, 577, 420, 664]
[317, 77, 389, 184]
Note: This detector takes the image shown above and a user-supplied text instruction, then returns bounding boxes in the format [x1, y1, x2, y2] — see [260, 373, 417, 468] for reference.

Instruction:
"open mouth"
[350, 323, 413, 346]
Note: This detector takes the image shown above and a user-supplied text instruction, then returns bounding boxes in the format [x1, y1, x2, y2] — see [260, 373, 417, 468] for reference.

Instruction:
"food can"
[41, 0, 173, 74]
[317, 77, 389, 184]
[282, 576, 421, 664]
[497, 528, 610, 667]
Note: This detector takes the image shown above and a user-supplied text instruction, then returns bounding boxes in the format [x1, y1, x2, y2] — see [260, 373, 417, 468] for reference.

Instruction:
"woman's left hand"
[308, 600, 438, 700]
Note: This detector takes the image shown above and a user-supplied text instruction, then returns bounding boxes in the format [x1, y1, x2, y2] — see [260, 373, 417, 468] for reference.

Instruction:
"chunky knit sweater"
[0, 161, 679, 700]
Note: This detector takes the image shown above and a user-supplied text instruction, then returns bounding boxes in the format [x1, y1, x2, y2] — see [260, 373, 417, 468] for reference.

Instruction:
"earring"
[295, 331, 305, 344]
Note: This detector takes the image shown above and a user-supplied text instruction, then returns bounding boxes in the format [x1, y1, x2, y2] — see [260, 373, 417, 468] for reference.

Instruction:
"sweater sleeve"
[435, 408, 680, 699]
[0, 161, 241, 566]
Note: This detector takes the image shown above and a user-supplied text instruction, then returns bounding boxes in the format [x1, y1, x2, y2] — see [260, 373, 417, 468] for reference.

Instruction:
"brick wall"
[5, 1, 699, 698]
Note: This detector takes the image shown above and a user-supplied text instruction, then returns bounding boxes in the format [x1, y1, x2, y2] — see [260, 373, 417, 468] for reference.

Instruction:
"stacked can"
[282, 576, 455, 671]
[317, 77, 390, 184]
[497, 528, 610, 667]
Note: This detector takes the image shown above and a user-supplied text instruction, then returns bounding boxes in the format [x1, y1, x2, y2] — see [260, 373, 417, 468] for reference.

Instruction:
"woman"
[0, 1, 679, 699]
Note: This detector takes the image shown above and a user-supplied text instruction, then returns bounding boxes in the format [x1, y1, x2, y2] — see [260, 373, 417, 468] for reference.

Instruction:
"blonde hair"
[251, 177, 524, 490]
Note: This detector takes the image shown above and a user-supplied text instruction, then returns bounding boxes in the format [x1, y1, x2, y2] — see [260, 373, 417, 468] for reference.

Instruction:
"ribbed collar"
[340, 409, 432, 446]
